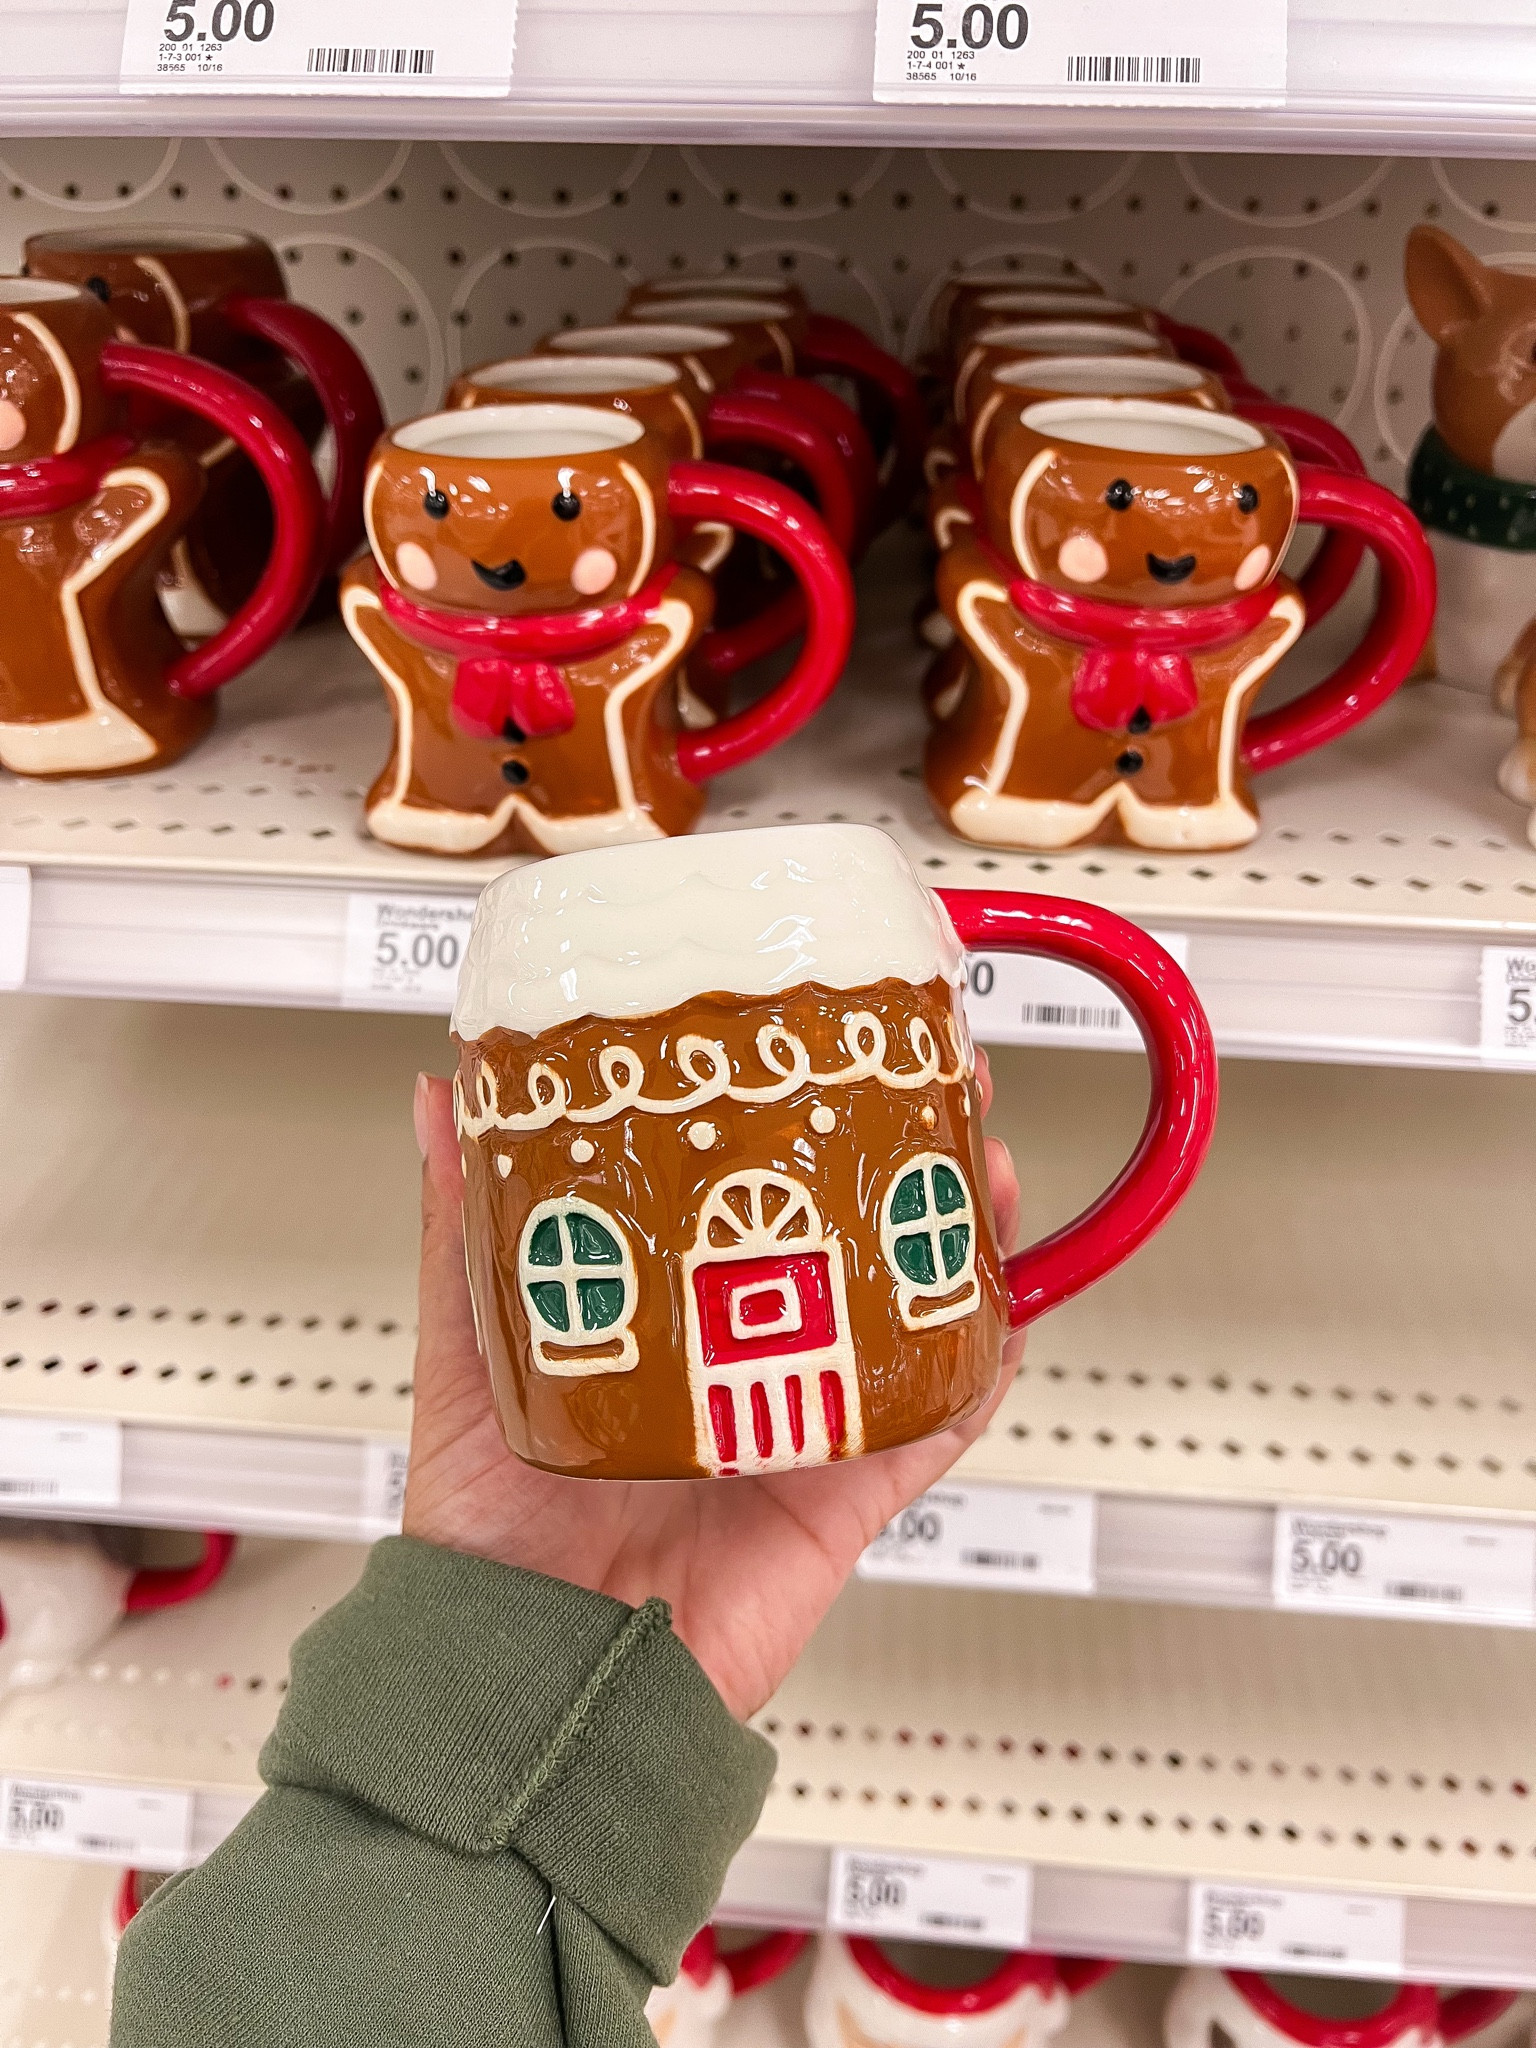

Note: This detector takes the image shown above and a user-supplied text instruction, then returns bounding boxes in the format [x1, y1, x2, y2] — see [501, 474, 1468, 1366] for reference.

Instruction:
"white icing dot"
[809, 1105, 836, 1134]
[687, 1120, 718, 1150]
[495, 1154, 513, 1179]
[570, 1138, 595, 1163]
[921, 1104, 938, 1128]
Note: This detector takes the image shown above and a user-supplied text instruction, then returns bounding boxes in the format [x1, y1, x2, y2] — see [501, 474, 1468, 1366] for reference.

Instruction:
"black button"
[501, 718, 526, 744]
[501, 759, 530, 786]
[1115, 749, 1145, 775]
[1127, 706, 1152, 735]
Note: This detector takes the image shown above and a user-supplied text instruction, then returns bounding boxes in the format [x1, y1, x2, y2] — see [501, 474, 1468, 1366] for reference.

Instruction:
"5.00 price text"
[909, 1, 1027, 49]
[163, 0, 274, 40]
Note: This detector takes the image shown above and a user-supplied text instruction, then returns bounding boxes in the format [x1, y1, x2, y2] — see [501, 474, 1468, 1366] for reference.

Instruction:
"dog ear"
[1405, 225, 1497, 345]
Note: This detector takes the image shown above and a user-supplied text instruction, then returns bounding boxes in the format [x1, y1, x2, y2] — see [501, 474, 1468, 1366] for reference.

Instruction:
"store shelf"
[7, 536, 1536, 1074]
[2, 2, 1536, 152]
[1, 992, 1532, 1608]
[5, 1538, 1534, 1986]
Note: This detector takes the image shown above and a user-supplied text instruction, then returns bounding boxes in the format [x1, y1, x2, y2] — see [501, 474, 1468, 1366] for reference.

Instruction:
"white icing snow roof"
[452, 824, 964, 1040]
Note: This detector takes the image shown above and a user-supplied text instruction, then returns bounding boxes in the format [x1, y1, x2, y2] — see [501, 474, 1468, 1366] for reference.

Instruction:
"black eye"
[84, 275, 112, 305]
[1105, 478, 1134, 510]
[551, 488, 581, 521]
[423, 488, 449, 519]
[1236, 483, 1260, 513]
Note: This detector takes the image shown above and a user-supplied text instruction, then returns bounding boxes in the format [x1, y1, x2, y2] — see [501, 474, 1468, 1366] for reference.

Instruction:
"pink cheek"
[0, 401, 26, 452]
[394, 541, 438, 592]
[1057, 532, 1109, 584]
[1234, 543, 1272, 591]
[571, 546, 618, 596]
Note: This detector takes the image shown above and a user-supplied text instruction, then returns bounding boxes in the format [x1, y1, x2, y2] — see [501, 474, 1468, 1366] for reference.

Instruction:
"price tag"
[341, 893, 475, 1013]
[1479, 946, 1536, 1062]
[873, 0, 1285, 105]
[361, 1440, 409, 1537]
[0, 866, 29, 990]
[120, 0, 517, 94]
[829, 1849, 1032, 1948]
[1, 1778, 193, 1869]
[858, 1484, 1095, 1594]
[1189, 1883, 1406, 1976]
[963, 930, 1189, 1048]
[0, 1417, 121, 1509]
[1274, 1509, 1536, 1626]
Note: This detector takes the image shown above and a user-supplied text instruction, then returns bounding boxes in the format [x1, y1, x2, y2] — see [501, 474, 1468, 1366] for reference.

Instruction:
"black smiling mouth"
[1146, 552, 1197, 585]
[472, 557, 527, 592]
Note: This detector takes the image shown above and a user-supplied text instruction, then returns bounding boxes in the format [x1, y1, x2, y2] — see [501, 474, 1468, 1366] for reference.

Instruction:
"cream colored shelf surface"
[4, 1538, 1535, 1987]
[6, 535, 1536, 1075]
[0, 3, 1535, 151]
[1, 993, 1533, 1614]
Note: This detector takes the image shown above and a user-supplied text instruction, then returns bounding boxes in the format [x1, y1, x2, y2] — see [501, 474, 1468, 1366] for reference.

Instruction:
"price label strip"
[859, 1483, 1096, 1594]
[0, 866, 29, 991]
[1479, 946, 1536, 1063]
[0, 1417, 122, 1510]
[120, 0, 516, 94]
[1274, 1508, 1536, 1627]
[341, 892, 476, 1014]
[830, 1849, 1032, 1949]
[963, 930, 1189, 1049]
[1189, 1882, 1406, 1977]
[361, 1440, 410, 1537]
[873, 0, 1285, 105]
[1, 1778, 193, 1869]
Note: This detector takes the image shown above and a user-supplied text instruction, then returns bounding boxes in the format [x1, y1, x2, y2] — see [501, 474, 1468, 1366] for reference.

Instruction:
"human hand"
[403, 1058, 1023, 1721]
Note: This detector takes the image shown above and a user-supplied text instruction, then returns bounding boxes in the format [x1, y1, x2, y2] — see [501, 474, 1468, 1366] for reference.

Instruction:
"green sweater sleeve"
[110, 1536, 777, 2048]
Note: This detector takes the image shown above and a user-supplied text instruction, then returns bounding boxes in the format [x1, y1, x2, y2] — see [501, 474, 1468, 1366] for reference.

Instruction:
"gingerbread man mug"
[804, 1936, 1116, 2048]
[25, 227, 382, 633]
[343, 402, 853, 856]
[1164, 1973, 1448, 2048]
[0, 278, 324, 776]
[452, 821, 1215, 1480]
[928, 397, 1434, 853]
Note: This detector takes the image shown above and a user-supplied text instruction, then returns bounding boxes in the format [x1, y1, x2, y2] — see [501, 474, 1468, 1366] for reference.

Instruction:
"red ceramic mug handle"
[936, 893, 1218, 1324]
[734, 365, 880, 548]
[1152, 313, 1246, 382]
[1058, 1960, 1120, 1996]
[800, 311, 926, 529]
[223, 294, 386, 574]
[1241, 466, 1437, 775]
[99, 341, 326, 699]
[722, 1932, 810, 1996]
[1438, 1993, 1521, 2044]
[703, 390, 860, 554]
[123, 1531, 236, 1614]
[1234, 398, 1367, 628]
[670, 461, 854, 781]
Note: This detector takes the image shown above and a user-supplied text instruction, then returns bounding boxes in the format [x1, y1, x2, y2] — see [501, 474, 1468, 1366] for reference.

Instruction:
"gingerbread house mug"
[452, 822, 1216, 1480]
[646, 1928, 807, 2046]
[0, 278, 325, 776]
[804, 1935, 1116, 2048]
[343, 403, 853, 857]
[929, 398, 1435, 853]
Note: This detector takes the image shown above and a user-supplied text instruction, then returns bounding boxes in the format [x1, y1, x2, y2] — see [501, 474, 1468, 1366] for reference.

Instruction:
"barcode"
[961, 1549, 1040, 1570]
[0, 1479, 57, 1495]
[1386, 1581, 1463, 1602]
[306, 44, 434, 75]
[1066, 53, 1202, 84]
[1018, 1003, 1123, 1030]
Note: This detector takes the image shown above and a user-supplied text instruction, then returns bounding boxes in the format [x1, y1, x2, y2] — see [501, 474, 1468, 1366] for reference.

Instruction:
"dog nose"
[1146, 552, 1197, 585]
[472, 557, 528, 592]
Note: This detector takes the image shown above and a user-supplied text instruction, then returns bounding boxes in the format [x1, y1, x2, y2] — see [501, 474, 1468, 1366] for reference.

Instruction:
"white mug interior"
[977, 321, 1165, 357]
[468, 355, 678, 396]
[27, 226, 259, 255]
[392, 401, 644, 463]
[979, 289, 1140, 318]
[547, 322, 734, 356]
[0, 276, 93, 306]
[998, 356, 1209, 398]
[1021, 396, 1266, 458]
[630, 297, 790, 325]
[643, 275, 795, 299]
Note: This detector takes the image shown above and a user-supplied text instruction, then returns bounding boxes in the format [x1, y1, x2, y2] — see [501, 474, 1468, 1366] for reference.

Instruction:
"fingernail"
[413, 1073, 430, 1159]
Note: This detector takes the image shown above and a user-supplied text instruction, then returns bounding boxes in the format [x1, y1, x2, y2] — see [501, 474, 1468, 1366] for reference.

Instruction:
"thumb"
[412, 1072, 488, 1419]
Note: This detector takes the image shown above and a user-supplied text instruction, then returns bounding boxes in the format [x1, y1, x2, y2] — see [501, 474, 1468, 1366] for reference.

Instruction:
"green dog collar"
[1409, 427, 1536, 551]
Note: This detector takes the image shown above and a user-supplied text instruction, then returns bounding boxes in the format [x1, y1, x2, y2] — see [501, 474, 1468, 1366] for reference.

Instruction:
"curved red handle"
[123, 1531, 236, 1614]
[99, 341, 325, 699]
[1438, 1993, 1521, 2045]
[1153, 313, 1246, 381]
[703, 390, 859, 555]
[800, 311, 926, 530]
[937, 893, 1217, 1326]
[1058, 1959, 1120, 1996]
[1235, 397, 1367, 628]
[670, 462, 853, 780]
[735, 366, 880, 549]
[1242, 466, 1436, 775]
[224, 293, 385, 574]
[722, 1931, 809, 1996]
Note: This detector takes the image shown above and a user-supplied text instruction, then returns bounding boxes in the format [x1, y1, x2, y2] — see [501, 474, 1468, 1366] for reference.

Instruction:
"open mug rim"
[1018, 395, 1268, 458]
[390, 401, 647, 461]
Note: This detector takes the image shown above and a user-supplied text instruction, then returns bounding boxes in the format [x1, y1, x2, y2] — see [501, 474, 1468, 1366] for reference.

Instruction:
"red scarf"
[0, 434, 136, 519]
[981, 538, 1277, 731]
[379, 564, 677, 741]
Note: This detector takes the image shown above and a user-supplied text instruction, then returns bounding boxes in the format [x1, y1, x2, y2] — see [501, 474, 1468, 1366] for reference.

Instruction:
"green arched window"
[880, 1153, 981, 1330]
[518, 1197, 638, 1374]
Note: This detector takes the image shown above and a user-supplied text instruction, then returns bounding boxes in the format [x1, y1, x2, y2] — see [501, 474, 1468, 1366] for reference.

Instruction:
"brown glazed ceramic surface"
[24, 228, 322, 630]
[625, 295, 808, 375]
[928, 397, 1304, 852]
[948, 291, 1155, 365]
[451, 826, 1004, 1480]
[343, 402, 712, 858]
[538, 320, 757, 398]
[0, 279, 210, 776]
[952, 320, 1173, 427]
[963, 355, 1228, 478]
[625, 275, 809, 325]
[1404, 224, 1536, 476]
[446, 352, 709, 460]
[930, 263, 1101, 353]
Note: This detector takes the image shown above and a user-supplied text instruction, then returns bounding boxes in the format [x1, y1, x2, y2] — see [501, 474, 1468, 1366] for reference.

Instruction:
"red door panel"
[692, 1251, 839, 1369]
